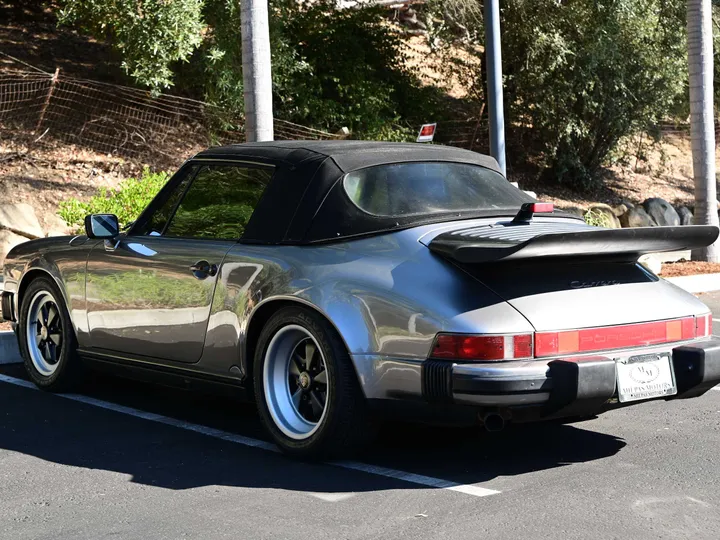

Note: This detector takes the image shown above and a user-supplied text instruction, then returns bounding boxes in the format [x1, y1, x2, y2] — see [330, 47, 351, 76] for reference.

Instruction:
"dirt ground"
[660, 260, 720, 278]
[0, 135, 139, 232]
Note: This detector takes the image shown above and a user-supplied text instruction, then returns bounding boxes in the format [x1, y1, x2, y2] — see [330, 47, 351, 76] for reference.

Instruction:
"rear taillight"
[696, 313, 712, 338]
[431, 333, 533, 361]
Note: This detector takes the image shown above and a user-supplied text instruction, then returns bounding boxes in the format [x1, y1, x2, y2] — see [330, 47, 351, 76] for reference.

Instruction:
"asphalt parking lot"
[2, 292, 720, 540]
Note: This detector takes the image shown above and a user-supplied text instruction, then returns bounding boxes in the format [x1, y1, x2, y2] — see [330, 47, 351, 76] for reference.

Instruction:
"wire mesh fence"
[0, 61, 344, 167]
[1, 56, 715, 170]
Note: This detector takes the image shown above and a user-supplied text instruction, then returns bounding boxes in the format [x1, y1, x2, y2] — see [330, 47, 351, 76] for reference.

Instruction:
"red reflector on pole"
[529, 202, 554, 213]
[417, 123, 437, 143]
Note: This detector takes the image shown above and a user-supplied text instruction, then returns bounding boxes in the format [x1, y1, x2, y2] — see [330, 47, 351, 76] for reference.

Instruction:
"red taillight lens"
[696, 313, 712, 338]
[535, 316, 698, 357]
[432, 333, 533, 361]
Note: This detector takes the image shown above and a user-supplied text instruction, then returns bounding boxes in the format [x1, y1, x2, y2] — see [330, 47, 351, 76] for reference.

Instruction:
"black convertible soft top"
[192, 141, 525, 244]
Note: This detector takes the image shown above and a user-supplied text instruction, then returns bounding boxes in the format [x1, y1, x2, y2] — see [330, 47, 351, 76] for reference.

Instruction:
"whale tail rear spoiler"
[427, 225, 720, 264]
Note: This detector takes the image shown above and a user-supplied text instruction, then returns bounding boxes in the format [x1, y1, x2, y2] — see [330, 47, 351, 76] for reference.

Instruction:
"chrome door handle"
[190, 260, 218, 279]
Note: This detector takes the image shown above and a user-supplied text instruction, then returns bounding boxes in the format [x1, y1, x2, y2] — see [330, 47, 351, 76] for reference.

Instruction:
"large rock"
[642, 198, 680, 227]
[676, 206, 693, 226]
[0, 203, 43, 239]
[0, 230, 28, 269]
[586, 204, 621, 228]
[44, 214, 72, 237]
[620, 206, 657, 227]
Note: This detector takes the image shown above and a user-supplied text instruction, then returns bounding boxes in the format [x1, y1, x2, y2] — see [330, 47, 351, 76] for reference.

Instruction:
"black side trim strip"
[79, 349, 244, 387]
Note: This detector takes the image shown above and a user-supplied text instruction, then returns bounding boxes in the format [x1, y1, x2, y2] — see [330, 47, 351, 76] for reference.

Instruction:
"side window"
[164, 164, 272, 240]
[132, 166, 196, 236]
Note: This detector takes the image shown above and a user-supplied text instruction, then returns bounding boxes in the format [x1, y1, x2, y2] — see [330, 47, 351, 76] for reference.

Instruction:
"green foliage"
[58, 0, 205, 90]
[584, 208, 614, 228]
[56, 0, 437, 137]
[58, 167, 169, 232]
[502, 0, 687, 188]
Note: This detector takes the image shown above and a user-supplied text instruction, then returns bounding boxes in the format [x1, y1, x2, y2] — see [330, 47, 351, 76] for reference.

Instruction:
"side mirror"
[84, 214, 119, 239]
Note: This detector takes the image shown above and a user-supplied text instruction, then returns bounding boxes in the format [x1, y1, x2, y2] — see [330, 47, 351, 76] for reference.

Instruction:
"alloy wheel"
[263, 325, 330, 440]
[26, 290, 64, 376]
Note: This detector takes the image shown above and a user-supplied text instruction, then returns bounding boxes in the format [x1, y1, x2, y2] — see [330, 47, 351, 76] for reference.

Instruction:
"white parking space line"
[0, 373, 500, 499]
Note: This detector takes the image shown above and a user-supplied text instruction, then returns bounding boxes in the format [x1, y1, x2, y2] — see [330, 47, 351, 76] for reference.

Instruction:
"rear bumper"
[423, 338, 720, 417]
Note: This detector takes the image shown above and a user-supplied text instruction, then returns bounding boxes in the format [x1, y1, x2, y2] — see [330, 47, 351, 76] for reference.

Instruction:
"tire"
[253, 306, 374, 459]
[18, 276, 83, 391]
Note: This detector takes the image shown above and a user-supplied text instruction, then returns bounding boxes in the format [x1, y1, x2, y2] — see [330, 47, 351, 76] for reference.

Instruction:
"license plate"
[616, 353, 677, 403]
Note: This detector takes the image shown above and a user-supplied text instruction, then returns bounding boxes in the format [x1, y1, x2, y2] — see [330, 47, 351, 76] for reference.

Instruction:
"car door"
[85, 161, 274, 363]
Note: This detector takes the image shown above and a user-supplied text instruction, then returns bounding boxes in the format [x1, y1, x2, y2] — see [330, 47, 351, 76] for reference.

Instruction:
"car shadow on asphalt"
[0, 367, 627, 493]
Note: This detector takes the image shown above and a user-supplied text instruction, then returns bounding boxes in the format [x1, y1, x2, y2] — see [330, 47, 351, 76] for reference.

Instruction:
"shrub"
[502, 0, 687, 188]
[58, 167, 169, 232]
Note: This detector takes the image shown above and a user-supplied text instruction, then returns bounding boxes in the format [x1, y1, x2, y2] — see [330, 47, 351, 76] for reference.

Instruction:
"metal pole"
[241, 0, 274, 142]
[484, 0, 506, 176]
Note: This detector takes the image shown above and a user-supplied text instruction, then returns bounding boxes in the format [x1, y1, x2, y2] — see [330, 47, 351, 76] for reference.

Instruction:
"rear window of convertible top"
[342, 162, 533, 218]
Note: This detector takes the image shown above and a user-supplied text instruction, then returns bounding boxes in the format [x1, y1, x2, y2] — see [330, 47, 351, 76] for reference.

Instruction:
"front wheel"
[18, 277, 83, 391]
[253, 307, 374, 458]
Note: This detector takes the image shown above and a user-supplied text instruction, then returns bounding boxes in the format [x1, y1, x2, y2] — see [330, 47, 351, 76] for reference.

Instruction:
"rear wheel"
[19, 277, 83, 391]
[254, 306, 374, 458]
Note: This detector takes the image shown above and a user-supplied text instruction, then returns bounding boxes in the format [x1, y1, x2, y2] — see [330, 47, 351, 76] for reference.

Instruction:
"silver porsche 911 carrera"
[3, 141, 720, 458]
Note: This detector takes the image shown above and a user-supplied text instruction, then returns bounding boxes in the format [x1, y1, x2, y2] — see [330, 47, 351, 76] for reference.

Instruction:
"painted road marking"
[0, 373, 500, 498]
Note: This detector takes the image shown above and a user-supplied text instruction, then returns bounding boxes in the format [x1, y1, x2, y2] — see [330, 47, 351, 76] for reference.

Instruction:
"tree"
[241, 0, 274, 141]
[688, 0, 719, 262]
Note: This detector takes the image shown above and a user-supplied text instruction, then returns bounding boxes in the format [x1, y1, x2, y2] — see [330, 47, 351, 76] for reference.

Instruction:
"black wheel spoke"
[290, 354, 303, 376]
[291, 387, 303, 410]
[309, 391, 324, 419]
[48, 332, 62, 347]
[41, 304, 49, 325]
[47, 306, 58, 329]
[314, 370, 327, 386]
[47, 341, 57, 364]
[304, 341, 316, 370]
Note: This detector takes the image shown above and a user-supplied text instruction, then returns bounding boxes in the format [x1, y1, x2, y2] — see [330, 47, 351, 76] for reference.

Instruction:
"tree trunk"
[688, 0, 718, 261]
[241, 0, 274, 142]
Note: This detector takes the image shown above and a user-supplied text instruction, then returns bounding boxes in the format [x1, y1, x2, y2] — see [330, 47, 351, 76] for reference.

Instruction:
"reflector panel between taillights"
[534, 316, 698, 358]
[432, 315, 710, 362]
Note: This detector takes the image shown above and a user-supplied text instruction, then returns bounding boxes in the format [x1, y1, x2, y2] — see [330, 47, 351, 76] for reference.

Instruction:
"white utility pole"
[241, 0, 274, 142]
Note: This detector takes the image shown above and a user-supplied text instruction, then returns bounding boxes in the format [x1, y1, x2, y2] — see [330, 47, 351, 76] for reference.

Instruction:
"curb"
[0, 330, 21, 365]
[664, 273, 720, 295]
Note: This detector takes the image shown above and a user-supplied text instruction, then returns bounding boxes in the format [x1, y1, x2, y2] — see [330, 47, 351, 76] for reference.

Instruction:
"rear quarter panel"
[198, 225, 534, 379]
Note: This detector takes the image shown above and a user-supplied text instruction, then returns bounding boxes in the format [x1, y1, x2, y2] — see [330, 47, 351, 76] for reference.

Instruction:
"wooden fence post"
[35, 67, 60, 134]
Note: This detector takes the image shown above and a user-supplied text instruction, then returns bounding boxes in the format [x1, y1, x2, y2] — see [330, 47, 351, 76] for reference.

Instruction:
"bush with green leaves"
[55, 0, 441, 138]
[58, 1, 204, 91]
[501, 0, 688, 187]
[58, 167, 169, 232]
